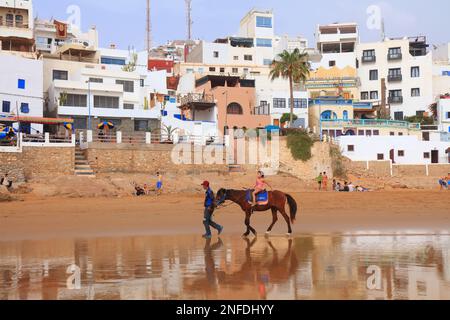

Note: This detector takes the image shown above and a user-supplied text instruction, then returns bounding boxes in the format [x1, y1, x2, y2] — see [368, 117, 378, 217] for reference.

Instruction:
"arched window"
[321, 110, 338, 120]
[227, 103, 243, 115]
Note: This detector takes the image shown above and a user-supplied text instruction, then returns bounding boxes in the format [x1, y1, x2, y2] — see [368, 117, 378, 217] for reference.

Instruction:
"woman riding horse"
[215, 188, 298, 237]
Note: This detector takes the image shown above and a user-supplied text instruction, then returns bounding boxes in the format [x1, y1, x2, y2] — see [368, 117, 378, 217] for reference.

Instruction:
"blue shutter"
[20, 103, 30, 114]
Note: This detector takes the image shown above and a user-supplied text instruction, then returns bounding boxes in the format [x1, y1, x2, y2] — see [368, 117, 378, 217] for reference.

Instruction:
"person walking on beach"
[156, 172, 163, 196]
[201, 181, 223, 239]
[316, 173, 323, 191]
[322, 172, 329, 191]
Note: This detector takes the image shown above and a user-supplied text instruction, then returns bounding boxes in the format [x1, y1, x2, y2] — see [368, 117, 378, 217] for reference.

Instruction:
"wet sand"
[1, 191, 449, 241]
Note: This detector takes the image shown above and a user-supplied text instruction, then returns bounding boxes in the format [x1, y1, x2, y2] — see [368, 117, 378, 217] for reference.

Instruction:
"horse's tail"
[286, 194, 298, 224]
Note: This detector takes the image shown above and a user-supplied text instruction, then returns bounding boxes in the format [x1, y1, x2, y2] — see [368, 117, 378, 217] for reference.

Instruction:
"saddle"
[246, 190, 269, 206]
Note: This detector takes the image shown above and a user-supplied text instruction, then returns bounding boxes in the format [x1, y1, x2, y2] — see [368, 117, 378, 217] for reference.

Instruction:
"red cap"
[201, 181, 210, 187]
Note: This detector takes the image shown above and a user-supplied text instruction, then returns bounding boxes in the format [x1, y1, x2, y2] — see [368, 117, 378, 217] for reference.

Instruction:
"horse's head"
[215, 188, 229, 206]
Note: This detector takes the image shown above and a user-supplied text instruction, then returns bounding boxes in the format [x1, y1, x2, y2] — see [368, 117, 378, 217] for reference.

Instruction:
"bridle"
[216, 189, 229, 207]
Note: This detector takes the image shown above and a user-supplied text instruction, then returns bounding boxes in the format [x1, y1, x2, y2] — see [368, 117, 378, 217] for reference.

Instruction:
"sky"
[34, 0, 450, 51]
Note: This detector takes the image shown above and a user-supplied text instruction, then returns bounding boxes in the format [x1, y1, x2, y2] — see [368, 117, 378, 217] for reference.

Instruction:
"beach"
[1, 190, 449, 241]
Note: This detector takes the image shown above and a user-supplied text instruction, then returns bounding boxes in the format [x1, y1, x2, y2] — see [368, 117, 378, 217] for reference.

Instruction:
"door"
[273, 119, 280, 127]
[390, 149, 395, 164]
[431, 150, 439, 164]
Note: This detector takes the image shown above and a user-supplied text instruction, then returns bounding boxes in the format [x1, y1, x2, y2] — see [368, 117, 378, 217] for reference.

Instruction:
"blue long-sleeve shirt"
[204, 188, 215, 208]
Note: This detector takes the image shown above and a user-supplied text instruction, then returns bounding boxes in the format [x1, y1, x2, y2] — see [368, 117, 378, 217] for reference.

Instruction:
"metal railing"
[254, 104, 271, 115]
[321, 119, 421, 129]
[179, 93, 215, 107]
[387, 74, 403, 82]
[361, 55, 376, 63]
[387, 53, 402, 60]
[388, 96, 403, 104]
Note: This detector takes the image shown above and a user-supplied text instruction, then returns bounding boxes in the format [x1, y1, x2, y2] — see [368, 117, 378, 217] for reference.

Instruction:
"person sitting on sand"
[335, 182, 342, 192]
[348, 182, 355, 192]
[439, 178, 448, 190]
[252, 171, 272, 206]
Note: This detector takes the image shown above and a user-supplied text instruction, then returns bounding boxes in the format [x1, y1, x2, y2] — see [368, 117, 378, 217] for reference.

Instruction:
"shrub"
[329, 144, 347, 178]
[286, 130, 314, 162]
[280, 113, 298, 124]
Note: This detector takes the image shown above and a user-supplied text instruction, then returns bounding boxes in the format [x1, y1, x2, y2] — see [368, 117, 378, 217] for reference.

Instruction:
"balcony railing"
[388, 52, 402, 61]
[361, 55, 376, 63]
[0, 21, 30, 29]
[254, 104, 271, 115]
[179, 93, 215, 107]
[388, 96, 404, 104]
[387, 74, 403, 82]
[322, 119, 420, 130]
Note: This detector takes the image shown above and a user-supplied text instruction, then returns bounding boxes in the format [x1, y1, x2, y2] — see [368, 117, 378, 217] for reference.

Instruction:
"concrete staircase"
[75, 147, 95, 177]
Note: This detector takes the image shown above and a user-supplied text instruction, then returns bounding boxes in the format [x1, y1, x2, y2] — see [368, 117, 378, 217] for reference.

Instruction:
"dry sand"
[1, 190, 449, 241]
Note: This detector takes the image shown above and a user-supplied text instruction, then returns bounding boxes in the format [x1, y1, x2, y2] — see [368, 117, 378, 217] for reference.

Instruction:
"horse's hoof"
[286, 233, 293, 237]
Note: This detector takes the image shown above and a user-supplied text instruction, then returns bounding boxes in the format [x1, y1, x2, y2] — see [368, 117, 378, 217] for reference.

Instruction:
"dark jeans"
[203, 207, 222, 236]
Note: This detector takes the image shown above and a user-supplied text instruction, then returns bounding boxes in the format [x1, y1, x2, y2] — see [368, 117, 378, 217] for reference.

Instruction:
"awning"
[0, 116, 74, 125]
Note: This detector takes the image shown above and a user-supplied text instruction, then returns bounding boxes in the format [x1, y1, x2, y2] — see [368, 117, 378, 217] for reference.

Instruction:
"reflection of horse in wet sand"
[215, 189, 298, 237]
[183, 238, 298, 299]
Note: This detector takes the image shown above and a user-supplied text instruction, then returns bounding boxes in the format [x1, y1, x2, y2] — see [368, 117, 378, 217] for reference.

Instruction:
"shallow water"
[1, 234, 450, 300]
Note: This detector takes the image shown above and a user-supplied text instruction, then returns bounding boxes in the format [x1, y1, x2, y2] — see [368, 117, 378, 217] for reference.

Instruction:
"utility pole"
[185, 0, 193, 41]
[146, 0, 152, 54]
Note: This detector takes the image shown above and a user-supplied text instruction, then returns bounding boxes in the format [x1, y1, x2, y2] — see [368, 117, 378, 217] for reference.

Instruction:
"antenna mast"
[146, 0, 152, 54]
[185, 0, 193, 40]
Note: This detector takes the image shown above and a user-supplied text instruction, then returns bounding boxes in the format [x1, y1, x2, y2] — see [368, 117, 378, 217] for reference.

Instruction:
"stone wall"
[348, 160, 450, 177]
[85, 143, 228, 175]
[0, 147, 74, 182]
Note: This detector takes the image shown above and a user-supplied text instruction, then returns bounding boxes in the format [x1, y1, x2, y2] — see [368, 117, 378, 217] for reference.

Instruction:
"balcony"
[361, 55, 376, 63]
[387, 52, 402, 61]
[387, 74, 403, 82]
[388, 96, 403, 104]
[322, 119, 420, 130]
[179, 93, 216, 110]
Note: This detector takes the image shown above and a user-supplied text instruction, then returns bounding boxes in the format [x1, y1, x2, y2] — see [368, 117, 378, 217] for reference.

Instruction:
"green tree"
[280, 113, 298, 125]
[270, 49, 310, 126]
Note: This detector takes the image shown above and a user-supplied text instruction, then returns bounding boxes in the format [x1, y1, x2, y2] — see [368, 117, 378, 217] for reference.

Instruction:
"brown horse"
[215, 189, 298, 237]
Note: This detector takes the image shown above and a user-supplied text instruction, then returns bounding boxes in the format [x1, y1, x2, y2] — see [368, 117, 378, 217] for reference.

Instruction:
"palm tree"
[162, 124, 178, 142]
[270, 49, 310, 126]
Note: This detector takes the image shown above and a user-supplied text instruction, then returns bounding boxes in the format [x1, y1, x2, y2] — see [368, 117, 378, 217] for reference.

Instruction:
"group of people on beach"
[316, 172, 369, 192]
[134, 172, 163, 196]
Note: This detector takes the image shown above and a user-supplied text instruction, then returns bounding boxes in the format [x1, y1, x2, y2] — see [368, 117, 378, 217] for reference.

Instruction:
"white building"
[357, 36, 433, 119]
[0, 0, 34, 55]
[0, 53, 44, 133]
[0, 0, 43, 133]
[432, 43, 450, 99]
[339, 135, 449, 164]
[437, 98, 450, 133]
[313, 23, 359, 69]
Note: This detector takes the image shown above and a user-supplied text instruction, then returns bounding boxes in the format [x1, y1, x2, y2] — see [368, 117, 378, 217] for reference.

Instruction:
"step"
[75, 166, 93, 171]
[75, 160, 89, 165]
[75, 170, 95, 175]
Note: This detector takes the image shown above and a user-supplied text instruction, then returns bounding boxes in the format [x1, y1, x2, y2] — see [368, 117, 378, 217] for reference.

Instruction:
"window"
[263, 59, 272, 66]
[388, 68, 402, 77]
[134, 120, 149, 131]
[244, 55, 253, 61]
[94, 96, 120, 109]
[209, 67, 216, 72]
[329, 60, 336, 67]
[424, 152, 430, 159]
[232, 68, 239, 74]
[388, 47, 402, 57]
[73, 118, 87, 130]
[411, 88, 420, 97]
[256, 16, 272, 28]
[233, 56, 239, 61]
[347, 145, 355, 152]
[2, 101, 11, 113]
[377, 154, 384, 160]
[0, 16, 3, 26]
[256, 38, 272, 47]
[124, 103, 134, 110]
[446, 112, 450, 119]
[140, 79, 145, 87]
[343, 110, 349, 120]
[53, 70, 68, 80]
[363, 49, 375, 58]
[6, 14, 13, 27]
[213, 51, 219, 58]
[20, 103, 29, 114]
[398, 150, 405, 157]
[358, 130, 364, 136]
[361, 92, 369, 100]
[398, 132, 404, 136]
[390, 132, 395, 136]
[18, 79, 25, 89]
[62, 94, 87, 107]
[273, 98, 286, 109]
[373, 130, 380, 136]
[220, 68, 225, 73]
[227, 103, 243, 115]
[370, 91, 379, 100]
[101, 57, 126, 65]
[116, 80, 134, 93]
[15, 15, 23, 27]
[423, 132, 430, 141]
[369, 70, 378, 80]
[186, 68, 194, 73]
[243, 68, 249, 74]
[394, 111, 404, 121]
[289, 98, 308, 109]
[411, 66, 420, 78]
[89, 78, 103, 83]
